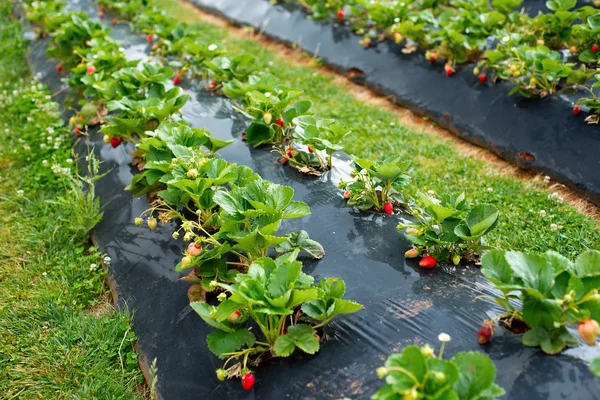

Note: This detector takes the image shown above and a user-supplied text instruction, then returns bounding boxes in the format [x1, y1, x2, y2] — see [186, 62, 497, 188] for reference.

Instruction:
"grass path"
[0, 3, 144, 398]
[155, 0, 600, 257]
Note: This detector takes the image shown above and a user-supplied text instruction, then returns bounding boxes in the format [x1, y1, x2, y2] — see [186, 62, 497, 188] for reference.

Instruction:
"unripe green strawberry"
[187, 169, 198, 179]
[134, 217, 143, 226]
[216, 369, 227, 381]
[103, 134, 110, 143]
[147, 217, 157, 230]
[181, 256, 192, 270]
[452, 254, 461, 265]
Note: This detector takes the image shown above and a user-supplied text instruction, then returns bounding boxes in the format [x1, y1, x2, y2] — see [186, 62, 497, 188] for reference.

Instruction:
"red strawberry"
[146, 34, 153, 42]
[363, 37, 372, 47]
[86, 65, 96, 75]
[56, 65, 63, 73]
[210, 80, 216, 87]
[280, 157, 289, 165]
[241, 373, 255, 390]
[74, 126, 81, 136]
[173, 76, 180, 85]
[444, 65, 454, 77]
[275, 118, 284, 127]
[592, 44, 599, 53]
[419, 256, 437, 269]
[337, 9, 344, 19]
[578, 319, 599, 346]
[285, 146, 292, 158]
[478, 74, 486, 84]
[478, 323, 493, 345]
[343, 190, 351, 199]
[187, 242, 202, 257]
[383, 202, 393, 215]
[110, 137, 122, 148]
[573, 105, 581, 116]
[429, 57, 436, 64]
[308, 146, 314, 153]
[227, 310, 242, 324]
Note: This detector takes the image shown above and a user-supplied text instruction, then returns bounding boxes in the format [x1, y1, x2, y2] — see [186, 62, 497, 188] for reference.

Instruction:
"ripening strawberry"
[337, 9, 344, 19]
[362, 37, 372, 47]
[343, 190, 351, 199]
[383, 202, 393, 215]
[147, 217, 158, 230]
[241, 373, 255, 391]
[110, 137, 122, 148]
[146, 34, 153, 42]
[275, 118, 284, 127]
[74, 126, 81, 136]
[98, 11, 104, 19]
[86, 65, 96, 75]
[173, 76, 180, 85]
[578, 319, 599, 346]
[419, 256, 437, 268]
[285, 146, 292, 158]
[210, 81, 216, 87]
[444, 65, 454, 77]
[188, 242, 202, 257]
[280, 157, 288, 165]
[592, 44, 599, 53]
[56, 65, 63, 73]
[405, 248, 419, 258]
[308, 145, 314, 153]
[573, 105, 581, 116]
[393, 32, 402, 44]
[478, 74, 486, 84]
[227, 310, 242, 324]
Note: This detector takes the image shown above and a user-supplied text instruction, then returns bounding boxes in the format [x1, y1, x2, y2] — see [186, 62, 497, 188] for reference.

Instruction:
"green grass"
[155, 0, 600, 258]
[0, 3, 144, 398]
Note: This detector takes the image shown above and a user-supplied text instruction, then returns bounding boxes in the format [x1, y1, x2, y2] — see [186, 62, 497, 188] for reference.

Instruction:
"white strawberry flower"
[438, 333, 451, 342]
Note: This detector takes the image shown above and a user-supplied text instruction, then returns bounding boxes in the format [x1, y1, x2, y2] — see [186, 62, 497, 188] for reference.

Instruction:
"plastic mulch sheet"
[22, 1, 600, 398]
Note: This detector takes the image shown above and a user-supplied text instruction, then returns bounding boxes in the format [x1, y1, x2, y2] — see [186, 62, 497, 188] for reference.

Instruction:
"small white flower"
[543, 175, 551, 183]
[103, 256, 111, 264]
[539, 210, 546, 217]
[208, 44, 218, 51]
[557, 197, 564, 203]
[427, 190, 435, 196]
[66, 158, 73, 164]
[40, 143, 47, 149]
[487, 187, 494, 192]
[550, 223, 558, 231]
[42, 272, 48, 277]
[89, 263, 98, 271]
[438, 333, 451, 342]
[264, 92, 271, 98]
[42, 159, 48, 166]
[16, 190, 24, 197]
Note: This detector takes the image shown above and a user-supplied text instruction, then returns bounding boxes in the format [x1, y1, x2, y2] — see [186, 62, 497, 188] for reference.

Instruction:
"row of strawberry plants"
[23, 1, 363, 388]
[90, 0, 600, 368]
[23, 0, 599, 394]
[285, 0, 600, 123]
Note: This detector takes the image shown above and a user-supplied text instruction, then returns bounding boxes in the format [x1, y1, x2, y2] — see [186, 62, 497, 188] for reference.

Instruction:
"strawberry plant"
[576, 73, 600, 124]
[99, 87, 189, 142]
[23, 0, 65, 37]
[398, 192, 499, 264]
[339, 155, 411, 214]
[191, 251, 362, 382]
[480, 249, 600, 354]
[373, 337, 505, 400]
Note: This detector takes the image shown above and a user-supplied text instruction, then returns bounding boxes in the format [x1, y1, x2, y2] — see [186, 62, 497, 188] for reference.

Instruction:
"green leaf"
[386, 346, 427, 392]
[331, 299, 363, 318]
[266, 260, 302, 299]
[206, 329, 254, 359]
[590, 358, 600, 377]
[451, 352, 496, 399]
[522, 291, 562, 329]
[505, 252, 554, 294]
[245, 123, 273, 147]
[287, 324, 320, 354]
[273, 334, 296, 357]
[465, 204, 499, 236]
[190, 302, 234, 333]
[275, 230, 325, 259]
[282, 201, 310, 218]
[214, 299, 241, 322]
[481, 251, 513, 286]
[574, 250, 600, 277]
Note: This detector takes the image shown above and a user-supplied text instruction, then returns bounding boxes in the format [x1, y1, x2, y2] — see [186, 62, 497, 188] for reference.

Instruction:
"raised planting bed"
[21, 0, 600, 398]
[189, 0, 600, 207]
